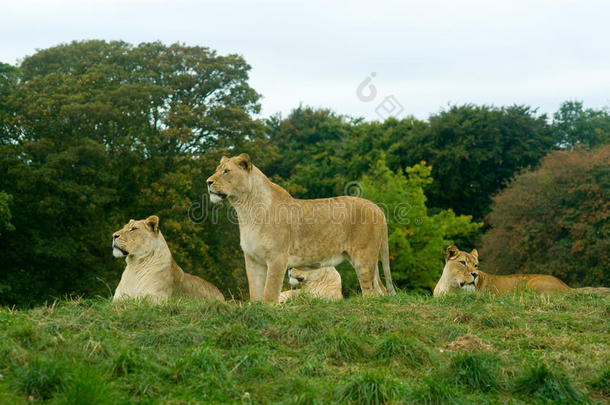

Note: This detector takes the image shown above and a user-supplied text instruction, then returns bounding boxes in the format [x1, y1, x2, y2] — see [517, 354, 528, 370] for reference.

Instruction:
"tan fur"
[112, 216, 224, 302]
[206, 153, 395, 303]
[279, 267, 343, 303]
[433, 246, 599, 296]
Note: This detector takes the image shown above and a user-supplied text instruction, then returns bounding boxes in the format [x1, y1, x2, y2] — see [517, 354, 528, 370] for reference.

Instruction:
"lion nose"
[471, 272, 478, 279]
[113, 233, 119, 240]
[206, 179, 214, 186]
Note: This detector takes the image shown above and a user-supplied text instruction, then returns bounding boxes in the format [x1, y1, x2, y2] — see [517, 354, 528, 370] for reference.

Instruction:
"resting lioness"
[112, 216, 224, 302]
[206, 153, 395, 303]
[434, 246, 609, 296]
[279, 267, 343, 303]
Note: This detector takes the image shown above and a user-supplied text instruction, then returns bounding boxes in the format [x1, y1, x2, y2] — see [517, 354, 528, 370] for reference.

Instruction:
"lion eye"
[129, 227, 137, 232]
[460, 260, 466, 266]
[222, 169, 230, 175]
[474, 263, 479, 268]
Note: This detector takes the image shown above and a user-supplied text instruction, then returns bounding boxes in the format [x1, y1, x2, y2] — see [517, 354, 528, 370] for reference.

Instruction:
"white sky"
[2, 0, 609, 121]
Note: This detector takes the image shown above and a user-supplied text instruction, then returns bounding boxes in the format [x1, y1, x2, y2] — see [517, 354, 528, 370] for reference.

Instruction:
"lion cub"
[279, 267, 343, 303]
[112, 216, 224, 302]
[433, 246, 571, 296]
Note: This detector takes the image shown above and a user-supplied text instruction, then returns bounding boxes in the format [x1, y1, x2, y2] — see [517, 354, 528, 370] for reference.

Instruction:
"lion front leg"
[244, 254, 266, 301]
[263, 256, 288, 304]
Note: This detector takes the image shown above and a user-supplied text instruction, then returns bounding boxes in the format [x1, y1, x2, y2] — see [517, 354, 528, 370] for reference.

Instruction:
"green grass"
[0, 290, 608, 404]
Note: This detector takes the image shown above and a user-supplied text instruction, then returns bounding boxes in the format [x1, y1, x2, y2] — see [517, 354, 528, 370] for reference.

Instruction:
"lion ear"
[235, 153, 252, 172]
[446, 245, 459, 261]
[145, 215, 159, 233]
[470, 248, 478, 260]
[220, 156, 229, 164]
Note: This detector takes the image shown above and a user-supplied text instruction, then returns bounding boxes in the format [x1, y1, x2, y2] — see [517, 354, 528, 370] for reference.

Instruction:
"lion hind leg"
[349, 254, 379, 297]
[374, 264, 387, 295]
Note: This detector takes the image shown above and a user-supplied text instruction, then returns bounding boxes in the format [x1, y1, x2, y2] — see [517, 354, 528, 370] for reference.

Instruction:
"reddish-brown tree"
[481, 146, 609, 287]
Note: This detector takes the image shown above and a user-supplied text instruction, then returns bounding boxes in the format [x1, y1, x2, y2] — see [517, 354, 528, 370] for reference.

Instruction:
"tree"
[394, 105, 559, 220]
[552, 100, 610, 149]
[481, 146, 610, 287]
[0, 41, 261, 306]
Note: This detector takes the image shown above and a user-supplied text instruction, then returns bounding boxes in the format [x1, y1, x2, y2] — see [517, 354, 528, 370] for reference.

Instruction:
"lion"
[206, 153, 395, 303]
[279, 267, 343, 303]
[112, 215, 225, 302]
[433, 246, 609, 296]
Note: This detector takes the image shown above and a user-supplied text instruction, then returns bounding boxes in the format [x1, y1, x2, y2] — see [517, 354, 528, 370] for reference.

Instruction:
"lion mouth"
[211, 191, 227, 199]
[460, 281, 475, 288]
[209, 190, 227, 203]
[113, 244, 129, 256]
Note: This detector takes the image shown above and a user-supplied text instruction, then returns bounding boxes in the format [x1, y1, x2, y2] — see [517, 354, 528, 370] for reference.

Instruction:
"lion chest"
[239, 225, 274, 261]
[115, 264, 174, 298]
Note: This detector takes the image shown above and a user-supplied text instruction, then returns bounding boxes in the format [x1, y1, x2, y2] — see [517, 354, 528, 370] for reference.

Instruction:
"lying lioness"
[279, 267, 343, 303]
[112, 216, 225, 302]
[434, 246, 572, 296]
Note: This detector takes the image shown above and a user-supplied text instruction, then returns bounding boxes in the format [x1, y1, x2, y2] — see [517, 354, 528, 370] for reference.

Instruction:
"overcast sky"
[2, 0, 609, 121]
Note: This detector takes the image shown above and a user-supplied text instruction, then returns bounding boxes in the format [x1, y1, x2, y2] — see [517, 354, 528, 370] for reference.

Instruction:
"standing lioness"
[206, 153, 395, 303]
[112, 216, 224, 302]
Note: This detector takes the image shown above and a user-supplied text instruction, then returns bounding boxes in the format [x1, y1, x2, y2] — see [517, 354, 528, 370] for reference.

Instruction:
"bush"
[359, 158, 482, 292]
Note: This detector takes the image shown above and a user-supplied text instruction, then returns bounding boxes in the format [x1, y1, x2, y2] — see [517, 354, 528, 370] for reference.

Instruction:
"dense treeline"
[0, 40, 608, 306]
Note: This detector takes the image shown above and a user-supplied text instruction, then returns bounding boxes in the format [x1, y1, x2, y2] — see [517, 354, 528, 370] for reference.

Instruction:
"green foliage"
[389, 104, 560, 219]
[482, 146, 610, 286]
[0, 40, 261, 306]
[0, 191, 13, 234]
[553, 100, 610, 148]
[359, 158, 482, 291]
[0, 292, 606, 403]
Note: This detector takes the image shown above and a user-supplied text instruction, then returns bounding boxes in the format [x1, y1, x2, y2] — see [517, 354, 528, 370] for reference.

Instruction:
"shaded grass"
[405, 376, 463, 405]
[11, 357, 66, 400]
[333, 370, 402, 405]
[448, 352, 501, 392]
[0, 291, 607, 403]
[513, 362, 585, 403]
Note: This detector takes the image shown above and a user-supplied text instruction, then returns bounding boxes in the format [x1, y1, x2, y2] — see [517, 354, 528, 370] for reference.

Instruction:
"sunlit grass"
[0, 291, 607, 403]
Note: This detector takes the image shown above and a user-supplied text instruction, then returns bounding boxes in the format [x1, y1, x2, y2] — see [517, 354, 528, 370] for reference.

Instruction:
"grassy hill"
[0, 292, 608, 404]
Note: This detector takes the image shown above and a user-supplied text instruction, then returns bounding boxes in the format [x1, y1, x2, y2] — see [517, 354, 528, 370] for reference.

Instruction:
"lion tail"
[380, 220, 396, 295]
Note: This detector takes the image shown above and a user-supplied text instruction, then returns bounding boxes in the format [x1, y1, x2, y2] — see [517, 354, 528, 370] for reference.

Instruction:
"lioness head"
[444, 246, 479, 291]
[288, 268, 328, 287]
[206, 154, 252, 203]
[112, 216, 160, 258]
